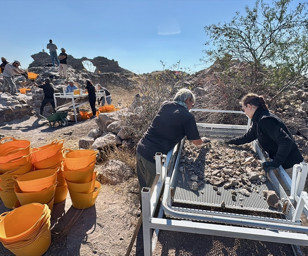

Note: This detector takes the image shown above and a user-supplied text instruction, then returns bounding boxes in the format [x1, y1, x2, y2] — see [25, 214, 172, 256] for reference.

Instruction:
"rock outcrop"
[29, 52, 131, 74]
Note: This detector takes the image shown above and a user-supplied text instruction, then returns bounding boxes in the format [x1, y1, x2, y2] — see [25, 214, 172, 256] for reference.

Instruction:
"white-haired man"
[136, 88, 205, 192]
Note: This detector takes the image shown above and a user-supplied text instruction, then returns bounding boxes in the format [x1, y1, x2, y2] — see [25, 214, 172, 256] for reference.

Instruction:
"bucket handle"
[0, 212, 9, 222]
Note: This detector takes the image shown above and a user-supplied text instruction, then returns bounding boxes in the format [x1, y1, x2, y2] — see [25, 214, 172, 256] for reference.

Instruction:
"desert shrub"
[105, 146, 136, 172]
[123, 70, 188, 143]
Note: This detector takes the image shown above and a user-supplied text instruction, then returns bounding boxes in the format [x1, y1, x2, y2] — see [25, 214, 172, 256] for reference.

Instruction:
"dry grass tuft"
[106, 146, 136, 172]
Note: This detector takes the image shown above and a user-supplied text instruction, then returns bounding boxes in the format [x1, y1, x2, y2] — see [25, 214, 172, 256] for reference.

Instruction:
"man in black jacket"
[35, 79, 56, 116]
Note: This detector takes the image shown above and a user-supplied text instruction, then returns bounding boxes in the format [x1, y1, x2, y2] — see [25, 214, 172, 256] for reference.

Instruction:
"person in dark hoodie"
[35, 78, 56, 116]
[85, 79, 96, 118]
[226, 93, 304, 177]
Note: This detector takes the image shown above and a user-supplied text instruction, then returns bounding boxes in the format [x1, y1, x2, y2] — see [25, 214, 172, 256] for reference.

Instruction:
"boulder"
[79, 136, 94, 149]
[117, 127, 131, 140]
[107, 121, 122, 134]
[92, 133, 117, 149]
[87, 128, 102, 139]
[96, 160, 134, 185]
[96, 113, 117, 132]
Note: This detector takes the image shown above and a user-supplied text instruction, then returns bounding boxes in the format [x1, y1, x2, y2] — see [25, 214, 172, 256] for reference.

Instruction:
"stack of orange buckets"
[0, 203, 51, 256]
[63, 149, 101, 209]
[31, 140, 68, 205]
[0, 137, 32, 209]
[14, 168, 58, 211]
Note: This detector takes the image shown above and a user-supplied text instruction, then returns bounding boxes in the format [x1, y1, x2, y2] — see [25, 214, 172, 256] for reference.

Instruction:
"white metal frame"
[141, 109, 308, 256]
[53, 90, 106, 123]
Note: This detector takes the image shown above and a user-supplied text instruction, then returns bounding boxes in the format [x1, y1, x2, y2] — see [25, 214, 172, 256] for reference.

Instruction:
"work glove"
[225, 139, 237, 145]
[262, 161, 279, 172]
[201, 137, 210, 144]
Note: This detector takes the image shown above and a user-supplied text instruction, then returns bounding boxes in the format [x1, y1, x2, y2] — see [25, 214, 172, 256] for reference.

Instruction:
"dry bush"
[193, 56, 268, 125]
[124, 70, 187, 143]
[106, 146, 136, 172]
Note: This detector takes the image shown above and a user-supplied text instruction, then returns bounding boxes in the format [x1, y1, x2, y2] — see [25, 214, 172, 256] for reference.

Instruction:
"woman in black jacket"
[85, 80, 96, 118]
[227, 93, 303, 177]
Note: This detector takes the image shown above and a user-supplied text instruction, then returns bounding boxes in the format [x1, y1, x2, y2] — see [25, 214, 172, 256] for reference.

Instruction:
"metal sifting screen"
[173, 175, 281, 214]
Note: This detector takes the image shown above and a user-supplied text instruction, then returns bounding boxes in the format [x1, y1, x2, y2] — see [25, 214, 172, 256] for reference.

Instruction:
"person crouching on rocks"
[34, 78, 56, 117]
[85, 79, 96, 118]
[2, 60, 27, 95]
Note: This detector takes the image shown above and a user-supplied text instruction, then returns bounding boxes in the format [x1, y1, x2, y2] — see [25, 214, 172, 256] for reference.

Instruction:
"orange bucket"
[19, 88, 31, 94]
[79, 110, 90, 120]
[0, 189, 18, 209]
[27, 72, 38, 80]
[54, 185, 68, 204]
[14, 183, 56, 206]
[0, 154, 31, 173]
[15, 169, 57, 193]
[5, 224, 51, 256]
[65, 149, 96, 158]
[98, 105, 116, 113]
[31, 141, 63, 163]
[4, 161, 33, 175]
[0, 147, 30, 164]
[0, 203, 50, 243]
[63, 168, 94, 183]
[0, 137, 30, 156]
[66, 172, 96, 193]
[70, 181, 101, 209]
[64, 156, 96, 171]
[63, 162, 95, 172]
[32, 150, 63, 169]
[57, 170, 66, 186]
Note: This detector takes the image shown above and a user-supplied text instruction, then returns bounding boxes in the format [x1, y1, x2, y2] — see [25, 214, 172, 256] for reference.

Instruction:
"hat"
[44, 78, 50, 83]
[13, 60, 20, 65]
[69, 80, 74, 83]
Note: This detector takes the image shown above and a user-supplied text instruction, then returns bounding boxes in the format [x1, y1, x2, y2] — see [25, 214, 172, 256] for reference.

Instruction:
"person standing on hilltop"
[2, 60, 27, 95]
[47, 39, 60, 67]
[58, 48, 68, 78]
[85, 79, 96, 118]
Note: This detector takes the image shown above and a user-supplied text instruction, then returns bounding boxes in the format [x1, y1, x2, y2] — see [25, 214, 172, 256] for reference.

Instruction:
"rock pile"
[181, 140, 267, 197]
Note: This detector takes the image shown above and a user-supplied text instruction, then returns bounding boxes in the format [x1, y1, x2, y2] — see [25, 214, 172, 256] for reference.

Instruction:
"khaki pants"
[3, 76, 17, 94]
[59, 64, 68, 78]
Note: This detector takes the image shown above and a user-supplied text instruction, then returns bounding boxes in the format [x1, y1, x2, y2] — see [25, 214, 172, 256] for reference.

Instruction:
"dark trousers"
[136, 152, 156, 194]
[40, 98, 56, 115]
[89, 96, 96, 116]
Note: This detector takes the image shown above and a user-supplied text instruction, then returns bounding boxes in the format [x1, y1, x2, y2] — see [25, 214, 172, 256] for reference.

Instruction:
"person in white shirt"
[2, 60, 26, 95]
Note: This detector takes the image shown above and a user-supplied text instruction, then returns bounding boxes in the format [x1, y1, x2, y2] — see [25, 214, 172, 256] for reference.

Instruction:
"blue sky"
[1, 0, 303, 74]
